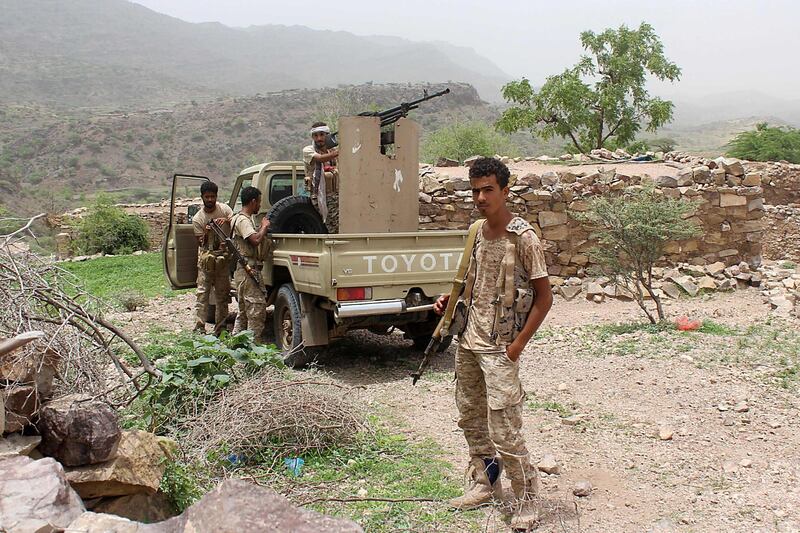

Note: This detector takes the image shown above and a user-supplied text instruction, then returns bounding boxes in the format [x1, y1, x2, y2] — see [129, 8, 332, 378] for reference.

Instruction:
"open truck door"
[163, 174, 210, 290]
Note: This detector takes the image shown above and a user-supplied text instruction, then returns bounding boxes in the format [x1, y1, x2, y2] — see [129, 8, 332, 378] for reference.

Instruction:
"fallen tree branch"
[298, 496, 441, 506]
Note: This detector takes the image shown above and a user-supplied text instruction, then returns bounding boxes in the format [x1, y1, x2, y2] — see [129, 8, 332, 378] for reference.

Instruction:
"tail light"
[337, 287, 373, 301]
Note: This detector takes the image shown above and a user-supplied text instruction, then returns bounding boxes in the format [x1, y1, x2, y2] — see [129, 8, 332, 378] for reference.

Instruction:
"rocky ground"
[117, 289, 800, 533]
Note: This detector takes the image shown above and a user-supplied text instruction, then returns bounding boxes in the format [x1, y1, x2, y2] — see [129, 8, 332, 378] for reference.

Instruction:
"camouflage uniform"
[231, 212, 271, 342]
[454, 217, 548, 500]
[192, 203, 233, 335]
[302, 144, 339, 233]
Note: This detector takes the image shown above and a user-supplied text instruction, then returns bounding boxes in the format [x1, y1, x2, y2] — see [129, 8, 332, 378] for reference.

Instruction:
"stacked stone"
[758, 261, 800, 316]
[547, 260, 799, 317]
[763, 204, 800, 263]
[1, 342, 179, 530]
[666, 152, 800, 206]
[418, 162, 765, 278]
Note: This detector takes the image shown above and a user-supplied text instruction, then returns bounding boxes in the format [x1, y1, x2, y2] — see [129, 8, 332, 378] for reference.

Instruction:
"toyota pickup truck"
[163, 162, 467, 366]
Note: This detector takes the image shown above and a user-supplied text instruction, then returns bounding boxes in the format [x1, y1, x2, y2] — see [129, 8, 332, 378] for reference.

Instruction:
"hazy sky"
[133, 0, 799, 100]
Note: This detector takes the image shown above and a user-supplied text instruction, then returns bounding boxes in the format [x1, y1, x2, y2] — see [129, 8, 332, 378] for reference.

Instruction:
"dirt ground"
[117, 289, 800, 533]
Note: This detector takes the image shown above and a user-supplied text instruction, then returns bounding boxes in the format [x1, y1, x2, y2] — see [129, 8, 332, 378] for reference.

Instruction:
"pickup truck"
[163, 161, 467, 366]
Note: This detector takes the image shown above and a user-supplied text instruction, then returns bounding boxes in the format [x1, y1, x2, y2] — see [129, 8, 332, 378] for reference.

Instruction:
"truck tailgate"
[330, 230, 467, 299]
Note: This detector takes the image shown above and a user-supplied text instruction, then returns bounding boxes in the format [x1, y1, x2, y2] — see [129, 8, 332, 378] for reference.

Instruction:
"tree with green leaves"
[575, 186, 701, 323]
[497, 23, 681, 154]
[727, 122, 800, 164]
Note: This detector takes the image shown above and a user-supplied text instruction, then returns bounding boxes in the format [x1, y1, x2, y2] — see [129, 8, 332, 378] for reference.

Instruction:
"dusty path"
[119, 289, 800, 532]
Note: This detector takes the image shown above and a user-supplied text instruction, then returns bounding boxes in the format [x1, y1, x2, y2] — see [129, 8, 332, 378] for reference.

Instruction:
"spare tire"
[267, 195, 327, 234]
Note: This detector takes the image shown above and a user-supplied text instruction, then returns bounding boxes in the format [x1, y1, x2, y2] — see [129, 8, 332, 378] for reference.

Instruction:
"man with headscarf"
[302, 121, 339, 233]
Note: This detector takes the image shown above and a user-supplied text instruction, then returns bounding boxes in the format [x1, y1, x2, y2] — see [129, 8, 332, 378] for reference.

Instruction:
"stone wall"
[666, 152, 800, 207]
[419, 163, 765, 279]
[763, 205, 800, 264]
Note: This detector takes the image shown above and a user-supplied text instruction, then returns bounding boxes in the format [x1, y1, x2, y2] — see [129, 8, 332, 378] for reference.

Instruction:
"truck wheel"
[273, 284, 320, 368]
[267, 195, 327, 234]
[412, 334, 453, 353]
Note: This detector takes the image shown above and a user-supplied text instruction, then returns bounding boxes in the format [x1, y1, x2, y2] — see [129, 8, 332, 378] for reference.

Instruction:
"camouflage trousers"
[233, 265, 267, 342]
[195, 262, 231, 335]
[311, 191, 339, 233]
[455, 345, 537, 486]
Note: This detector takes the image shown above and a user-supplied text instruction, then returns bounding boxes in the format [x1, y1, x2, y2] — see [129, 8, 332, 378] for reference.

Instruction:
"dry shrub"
[184, 368, 365, 466]
[1, 215, 158, 407]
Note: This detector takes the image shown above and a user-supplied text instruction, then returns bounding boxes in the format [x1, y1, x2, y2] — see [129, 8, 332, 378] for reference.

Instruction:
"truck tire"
[267, 195, 327, 234]
[273, 284, 320, 368]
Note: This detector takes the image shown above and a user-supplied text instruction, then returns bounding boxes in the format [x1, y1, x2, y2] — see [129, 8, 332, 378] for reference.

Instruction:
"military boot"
[510, 473, 540, 531]
[449, 457, 503, 510]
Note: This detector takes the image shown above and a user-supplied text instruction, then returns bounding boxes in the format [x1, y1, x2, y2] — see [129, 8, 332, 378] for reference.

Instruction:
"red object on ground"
[675, 316, 701, 331]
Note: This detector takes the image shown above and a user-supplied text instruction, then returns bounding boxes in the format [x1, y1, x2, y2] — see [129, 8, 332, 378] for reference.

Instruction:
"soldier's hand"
[213, 217, 227, 226]
[331, 148, 339, 158]
[433, 294, 449, 316]
[260, 217, 271, 231]
[506, 341, 523, 362]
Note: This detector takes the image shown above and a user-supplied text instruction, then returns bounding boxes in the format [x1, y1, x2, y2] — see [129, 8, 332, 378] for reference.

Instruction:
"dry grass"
[184, 368, 366, 470]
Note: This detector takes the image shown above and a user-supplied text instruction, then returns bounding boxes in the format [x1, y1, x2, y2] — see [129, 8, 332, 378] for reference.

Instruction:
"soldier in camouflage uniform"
[192, 181, 233, 336]
[231, 186, 272, 343]
[434, 157, 553, 531]
[302, 121, 339, 233]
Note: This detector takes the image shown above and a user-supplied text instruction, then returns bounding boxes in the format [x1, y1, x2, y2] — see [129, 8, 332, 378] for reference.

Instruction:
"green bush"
[727, 123, 800, 163]
[74, 196, 149, 255]
[421, 121, 518, 164]
[131, 331, 284, 433]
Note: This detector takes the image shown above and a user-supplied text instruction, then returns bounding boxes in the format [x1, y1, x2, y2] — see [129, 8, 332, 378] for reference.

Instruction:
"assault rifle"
[411, 219, 482, 385]
[410, 304, 455, 386]
[325, 87, 450, 149]
[207, 218, 269, 299]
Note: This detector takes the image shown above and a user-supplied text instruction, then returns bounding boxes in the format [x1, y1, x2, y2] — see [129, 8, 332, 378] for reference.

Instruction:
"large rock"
[655, 175, 677, 188]
[3, 385, 39, 433]
[538, 211, 568, 228]
[65, 430, 166, 499]
[37, 394, 121, 467]
[156, 479, 363, 533]
[68, 512, 146, 533]
[0, 346, 59, 400]
[463, 155, 482, 168]
[0, 434, 41, 458]
[435, 157, 459, 167]
[90, 491, 176, 523]
[670, 276, 699, 297]
[0, 455, 85, 532]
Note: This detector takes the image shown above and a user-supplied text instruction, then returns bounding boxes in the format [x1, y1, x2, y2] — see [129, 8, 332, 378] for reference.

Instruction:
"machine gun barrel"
[360, 87, 451, 124]
[325, 87, 450, 148]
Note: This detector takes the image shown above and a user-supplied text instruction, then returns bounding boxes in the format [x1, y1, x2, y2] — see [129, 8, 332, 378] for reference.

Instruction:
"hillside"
[1, 83, 552, 214]
[0, 0, 509, 109]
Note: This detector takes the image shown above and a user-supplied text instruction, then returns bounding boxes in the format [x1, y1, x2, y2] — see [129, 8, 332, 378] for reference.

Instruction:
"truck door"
[163, 174, 210, 290]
